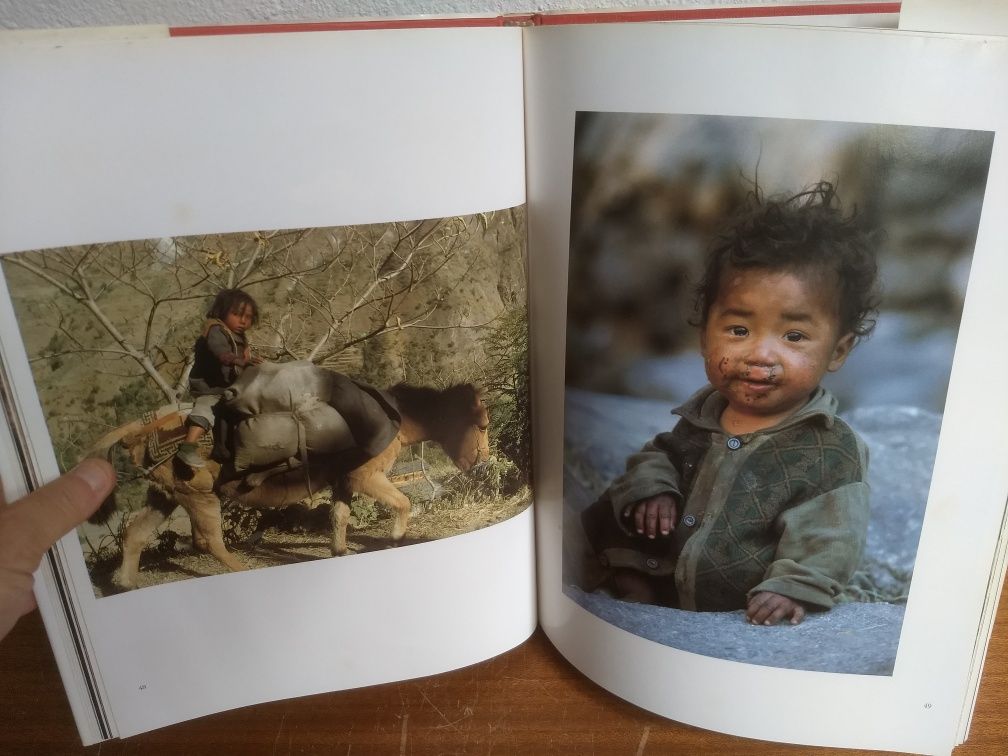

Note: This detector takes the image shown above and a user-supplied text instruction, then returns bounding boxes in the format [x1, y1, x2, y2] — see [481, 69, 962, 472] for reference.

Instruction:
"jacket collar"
[672, 384, 838, 435]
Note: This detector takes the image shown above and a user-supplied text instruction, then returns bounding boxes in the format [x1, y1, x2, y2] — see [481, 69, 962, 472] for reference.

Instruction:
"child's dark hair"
[206, 288, 259, 326]
[694, 180, 879, 341]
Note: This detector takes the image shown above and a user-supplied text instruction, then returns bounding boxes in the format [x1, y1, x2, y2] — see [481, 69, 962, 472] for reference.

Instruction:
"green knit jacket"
[581, 386, 870, 612]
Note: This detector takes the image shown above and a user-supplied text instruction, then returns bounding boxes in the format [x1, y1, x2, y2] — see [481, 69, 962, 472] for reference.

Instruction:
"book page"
[525, 22, 1008, 755]
[900, 0, 1008, 34]
[0, 25, 533, 742]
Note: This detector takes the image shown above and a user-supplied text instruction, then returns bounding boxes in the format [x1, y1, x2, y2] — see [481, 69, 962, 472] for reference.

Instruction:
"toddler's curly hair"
[694, 180, 880, 341]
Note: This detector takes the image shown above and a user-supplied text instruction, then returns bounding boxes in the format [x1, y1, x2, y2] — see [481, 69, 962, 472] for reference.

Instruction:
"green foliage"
[221, 505, 262, 547]
[438, 455, 525, 508]
[81, 526, 123, 575]
[107, 378, 164, 423]
[478, 308, 531, 472]
[349, 496, 379, 528]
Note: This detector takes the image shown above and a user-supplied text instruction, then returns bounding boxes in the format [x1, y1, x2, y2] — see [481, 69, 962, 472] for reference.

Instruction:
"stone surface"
[563, 389, 938, 674]
[566, 586, 906, 675]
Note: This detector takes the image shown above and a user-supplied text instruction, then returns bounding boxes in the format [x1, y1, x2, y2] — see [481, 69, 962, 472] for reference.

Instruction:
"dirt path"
[87, 492, 530, 596]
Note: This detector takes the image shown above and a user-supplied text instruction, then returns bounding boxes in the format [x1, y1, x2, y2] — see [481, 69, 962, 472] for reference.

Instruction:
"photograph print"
[2, 207, 531, 597]
[561, 112, 994, 675]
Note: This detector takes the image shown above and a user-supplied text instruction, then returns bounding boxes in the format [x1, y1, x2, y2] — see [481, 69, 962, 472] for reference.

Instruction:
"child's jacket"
[190, 319, 250, 393]
[581, 386, 869, 611]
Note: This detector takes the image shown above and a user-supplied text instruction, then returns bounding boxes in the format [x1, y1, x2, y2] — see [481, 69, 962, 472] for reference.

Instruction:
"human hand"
[746, 591, 806, 626]
[623, 493, 677, 539]
[0, 459, 115, 641]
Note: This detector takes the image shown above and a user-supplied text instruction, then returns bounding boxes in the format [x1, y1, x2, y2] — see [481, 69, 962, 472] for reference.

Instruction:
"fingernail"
[71, 459, 114, 495]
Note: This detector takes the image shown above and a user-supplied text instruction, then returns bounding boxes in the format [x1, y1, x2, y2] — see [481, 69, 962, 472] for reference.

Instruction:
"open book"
[1, 14, 1006, 755]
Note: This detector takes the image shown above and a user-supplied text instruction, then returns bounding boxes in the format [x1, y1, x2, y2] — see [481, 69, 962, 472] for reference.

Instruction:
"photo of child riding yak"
[3, 207, 531, 597]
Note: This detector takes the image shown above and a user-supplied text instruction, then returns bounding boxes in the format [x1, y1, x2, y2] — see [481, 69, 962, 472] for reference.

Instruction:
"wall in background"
[0, 0, 755, 30]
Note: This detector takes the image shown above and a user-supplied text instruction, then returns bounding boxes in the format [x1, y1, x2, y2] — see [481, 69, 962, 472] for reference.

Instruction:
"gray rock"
[564, 390, 937, 674]
[846, 405, 938, 600]
[565, 586, 905, 675]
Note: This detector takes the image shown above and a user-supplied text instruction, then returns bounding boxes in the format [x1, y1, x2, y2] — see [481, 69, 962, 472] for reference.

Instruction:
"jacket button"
[727, 436, 743, 450]
[682, 514, 697, 527]
[646, 558, 659, 570]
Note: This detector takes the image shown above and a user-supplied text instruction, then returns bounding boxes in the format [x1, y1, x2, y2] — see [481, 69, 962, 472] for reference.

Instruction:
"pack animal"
[89, 373, 490, 591]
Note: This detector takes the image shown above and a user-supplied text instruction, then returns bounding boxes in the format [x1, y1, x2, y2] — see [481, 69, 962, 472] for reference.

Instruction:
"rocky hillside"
[3, 206, 527, 468]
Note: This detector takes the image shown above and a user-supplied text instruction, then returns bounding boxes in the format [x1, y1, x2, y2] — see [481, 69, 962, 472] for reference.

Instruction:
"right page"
[525, 22, 1008, 755]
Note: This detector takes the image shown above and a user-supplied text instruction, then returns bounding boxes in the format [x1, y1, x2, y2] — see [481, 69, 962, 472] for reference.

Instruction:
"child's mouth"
[740, 379, 775, 395]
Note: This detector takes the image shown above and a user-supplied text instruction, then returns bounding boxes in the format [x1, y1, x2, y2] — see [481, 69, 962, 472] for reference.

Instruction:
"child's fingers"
[632, 501, 656, 537]
[658, 499, 675, 536]
[788, 604, 806, 625]
[746, 592, 774, 624]
[644, 500, 659, 538]
[751, 601, 788, 625]
[630, 495, 675, 538]
[747, 592, 804, 626]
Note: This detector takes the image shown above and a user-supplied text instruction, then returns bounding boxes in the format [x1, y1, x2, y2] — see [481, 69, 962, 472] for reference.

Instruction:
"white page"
[0, 25, 534, 742]
[526, 22, 1008, 755]
[900, 0, 1008, 34]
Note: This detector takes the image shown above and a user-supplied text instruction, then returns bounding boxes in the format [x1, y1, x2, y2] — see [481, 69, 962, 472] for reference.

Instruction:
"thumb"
[0, 459, 116, 573]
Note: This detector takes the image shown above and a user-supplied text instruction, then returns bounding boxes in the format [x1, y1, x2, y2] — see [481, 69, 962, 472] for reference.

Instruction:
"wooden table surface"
[2, 581, 1006, 755]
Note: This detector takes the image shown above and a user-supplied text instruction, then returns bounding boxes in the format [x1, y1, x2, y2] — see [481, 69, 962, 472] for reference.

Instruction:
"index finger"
[0, 460, 116, 572]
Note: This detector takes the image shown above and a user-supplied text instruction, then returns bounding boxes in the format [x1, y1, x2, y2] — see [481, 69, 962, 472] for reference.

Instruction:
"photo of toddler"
[581, 181, 878, 625]
[562, 113, 995, 673]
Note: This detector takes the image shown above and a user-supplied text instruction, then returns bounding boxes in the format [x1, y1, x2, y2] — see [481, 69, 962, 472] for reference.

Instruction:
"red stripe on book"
[168, 4, 899, 37]
[536, 4, 901, 25]
[168, 16, 516, 37]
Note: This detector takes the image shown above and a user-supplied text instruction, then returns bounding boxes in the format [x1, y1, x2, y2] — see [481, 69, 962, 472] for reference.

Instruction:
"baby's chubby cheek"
[704, 354, 733, 385]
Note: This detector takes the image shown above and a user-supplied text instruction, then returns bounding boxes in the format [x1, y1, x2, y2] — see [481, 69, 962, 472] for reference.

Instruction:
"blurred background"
[566, 113, 995, 414]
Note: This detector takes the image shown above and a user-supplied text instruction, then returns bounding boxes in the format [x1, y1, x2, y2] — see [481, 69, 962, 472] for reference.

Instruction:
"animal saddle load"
[221, 361, 401, 474]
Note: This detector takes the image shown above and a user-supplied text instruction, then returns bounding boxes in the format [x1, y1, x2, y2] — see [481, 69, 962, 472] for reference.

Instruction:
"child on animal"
[581, 181, 879, 626]
[176, 288, 263, 469]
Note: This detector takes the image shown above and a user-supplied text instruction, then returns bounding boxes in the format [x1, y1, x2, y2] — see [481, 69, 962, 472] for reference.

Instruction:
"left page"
[0, 25, 534, 742]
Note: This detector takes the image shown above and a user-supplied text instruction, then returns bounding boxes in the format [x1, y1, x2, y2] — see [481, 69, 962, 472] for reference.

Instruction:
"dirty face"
[701, 267, 854, 433]
[223, 303, 255, 335]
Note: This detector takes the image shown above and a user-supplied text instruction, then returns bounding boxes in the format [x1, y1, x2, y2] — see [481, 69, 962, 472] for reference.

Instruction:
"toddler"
[581, 181, 879, 626]
[176, 288, 263, 469]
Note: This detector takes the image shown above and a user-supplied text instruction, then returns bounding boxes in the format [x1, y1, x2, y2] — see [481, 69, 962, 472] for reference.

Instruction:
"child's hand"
[623, 493, 676, 539]
[746, 591, 806, 626]
[231, 353, 264, 367]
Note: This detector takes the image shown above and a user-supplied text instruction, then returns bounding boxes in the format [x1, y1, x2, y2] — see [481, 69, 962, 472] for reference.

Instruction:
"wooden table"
[2, 582, 1006, 755]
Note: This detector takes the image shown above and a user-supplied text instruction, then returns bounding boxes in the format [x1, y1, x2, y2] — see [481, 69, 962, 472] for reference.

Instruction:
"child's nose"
[743, 337, 779, 368]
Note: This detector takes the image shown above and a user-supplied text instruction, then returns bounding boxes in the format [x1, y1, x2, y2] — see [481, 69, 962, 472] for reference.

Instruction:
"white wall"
[0, 1, 861, 31]
[0, 0, 736, 30]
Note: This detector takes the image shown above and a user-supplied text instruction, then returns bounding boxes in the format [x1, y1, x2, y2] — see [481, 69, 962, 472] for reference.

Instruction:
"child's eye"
[729, 326, 748, 337]
[784, 331, 805, 343]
